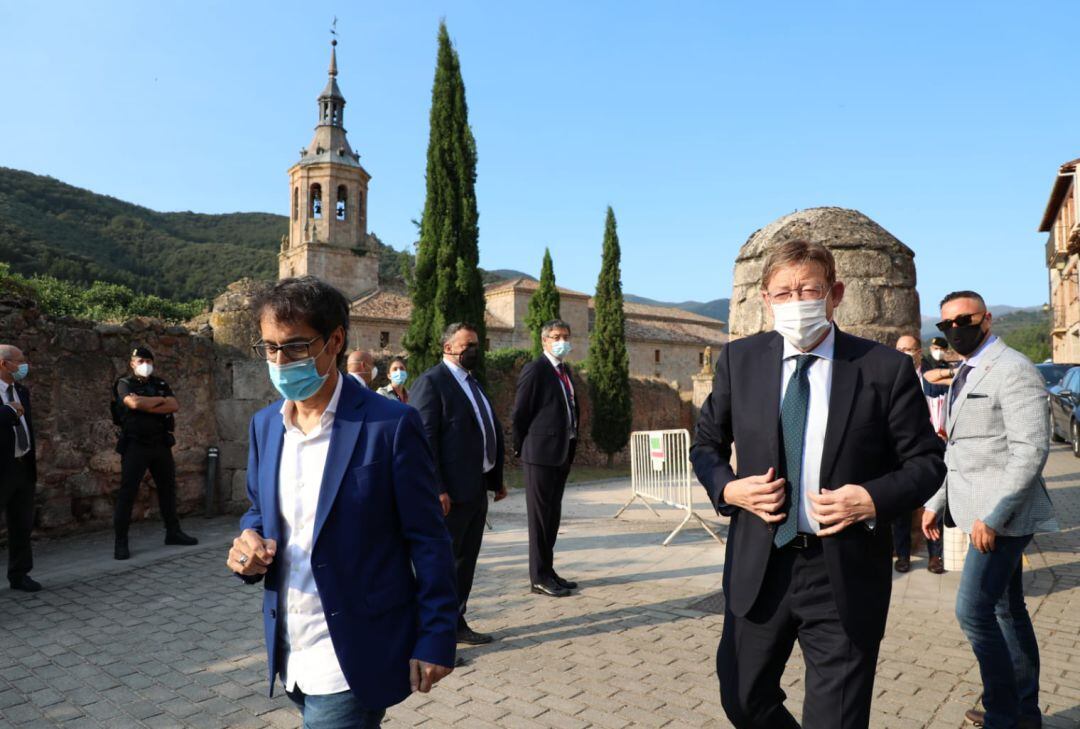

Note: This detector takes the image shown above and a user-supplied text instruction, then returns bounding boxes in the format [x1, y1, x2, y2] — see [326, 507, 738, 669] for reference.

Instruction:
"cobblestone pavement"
[2, 446, 1078, 728]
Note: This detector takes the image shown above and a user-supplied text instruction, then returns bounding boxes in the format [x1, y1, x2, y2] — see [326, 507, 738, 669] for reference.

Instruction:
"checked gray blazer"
[925, 337, 1058, 536]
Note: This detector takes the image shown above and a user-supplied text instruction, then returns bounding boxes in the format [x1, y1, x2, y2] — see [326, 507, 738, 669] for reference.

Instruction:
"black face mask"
[458, 344, 481, 371]
[944, 324, 986, 357]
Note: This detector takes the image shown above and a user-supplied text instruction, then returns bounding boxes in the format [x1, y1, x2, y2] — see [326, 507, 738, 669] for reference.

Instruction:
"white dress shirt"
[1, 380, 30, 458]
[443, 358, 495, 473]
[543, 351, 577, 438]
[779, 325, 835, 534]
[277, 374, 349, 695]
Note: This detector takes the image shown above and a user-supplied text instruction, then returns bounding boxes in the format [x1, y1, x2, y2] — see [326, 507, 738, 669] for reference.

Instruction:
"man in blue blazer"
[227, 277, 458, 728]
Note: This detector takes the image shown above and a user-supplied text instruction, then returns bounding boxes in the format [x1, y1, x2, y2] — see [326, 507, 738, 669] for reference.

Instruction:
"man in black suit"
[411, 323, 507, 646]
[512, 319, 580, 598]
[0, 344, 41, 592]
[690, 240, 945, 729]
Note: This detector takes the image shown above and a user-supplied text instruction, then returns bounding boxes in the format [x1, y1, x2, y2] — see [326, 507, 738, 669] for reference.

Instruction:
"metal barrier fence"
[613, 429, 724, 546]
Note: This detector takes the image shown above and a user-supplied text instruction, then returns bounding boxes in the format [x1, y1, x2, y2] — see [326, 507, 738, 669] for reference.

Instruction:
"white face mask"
[930, 348, 945, 362]
[371, 365, 379, 380]
[134, 363, 154, 378]
[771, 299, 831, 351]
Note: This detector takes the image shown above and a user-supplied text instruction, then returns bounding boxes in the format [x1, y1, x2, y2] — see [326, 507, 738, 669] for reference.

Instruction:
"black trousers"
[892, 511, 943, 560]
[115, 441, 180, 537]
[2, 457, 35, 582]
[444, 494, 488, 623]
[523, 446, 573, 584]
[717, 542, 880, 729]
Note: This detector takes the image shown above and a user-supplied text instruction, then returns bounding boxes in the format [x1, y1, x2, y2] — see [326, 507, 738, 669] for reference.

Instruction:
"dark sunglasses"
[935, 312, 985, 332]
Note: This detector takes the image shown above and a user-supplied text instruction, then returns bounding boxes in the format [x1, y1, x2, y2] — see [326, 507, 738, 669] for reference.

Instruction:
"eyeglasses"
[252, 336, 323, 362]
[765, 285, 829, 304]
[935, 313, 985, 332]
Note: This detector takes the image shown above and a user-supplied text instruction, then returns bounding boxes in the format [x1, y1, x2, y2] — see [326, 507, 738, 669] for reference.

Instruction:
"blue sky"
[0, 1, 1075, 312]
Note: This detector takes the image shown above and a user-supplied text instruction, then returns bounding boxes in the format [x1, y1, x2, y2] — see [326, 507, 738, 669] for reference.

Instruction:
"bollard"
[205, 446, 220, 517]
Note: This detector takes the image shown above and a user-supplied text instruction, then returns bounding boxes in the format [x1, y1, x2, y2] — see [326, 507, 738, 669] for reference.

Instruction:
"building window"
[309, 184, 322, 219]
[699, 352, 704, 366]
[292, 187, 299, 221]
[654, 349, 661, 363]
[336, 185, 347, 221]
[379, 331, 390, 349]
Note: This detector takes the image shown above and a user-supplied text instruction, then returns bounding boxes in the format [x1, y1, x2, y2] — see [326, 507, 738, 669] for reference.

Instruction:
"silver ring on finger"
[237, 554, 249, 566]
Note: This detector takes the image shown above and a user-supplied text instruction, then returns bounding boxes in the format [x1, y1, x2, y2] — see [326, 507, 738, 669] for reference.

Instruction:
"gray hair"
[441, 322, 478, 347]
[541, 319, 571, 337]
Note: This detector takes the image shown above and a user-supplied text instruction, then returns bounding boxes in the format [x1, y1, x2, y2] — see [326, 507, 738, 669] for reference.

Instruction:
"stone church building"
[280, 41, 725, 392]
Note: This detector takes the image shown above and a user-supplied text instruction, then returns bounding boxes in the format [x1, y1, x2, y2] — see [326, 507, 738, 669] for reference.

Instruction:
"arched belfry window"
[336, 186, 347, 220]
[292, 187, 299, 221]
[310, 184, 323, 219]
[331, 103, 339, 125]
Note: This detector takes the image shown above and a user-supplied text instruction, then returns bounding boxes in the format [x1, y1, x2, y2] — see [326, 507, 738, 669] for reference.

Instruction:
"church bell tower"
[279, 38, 376, 300]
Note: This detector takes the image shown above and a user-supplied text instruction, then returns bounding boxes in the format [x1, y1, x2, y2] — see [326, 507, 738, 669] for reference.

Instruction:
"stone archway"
[729, 207, 920, 346]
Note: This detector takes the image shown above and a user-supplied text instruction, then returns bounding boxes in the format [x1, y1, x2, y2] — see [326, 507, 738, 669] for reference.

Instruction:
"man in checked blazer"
[923, 290, 1057, 729]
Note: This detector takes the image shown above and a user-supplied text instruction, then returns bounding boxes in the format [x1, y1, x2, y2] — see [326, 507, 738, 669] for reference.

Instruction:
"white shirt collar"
[961, 334, 998, 368]
[443, 356, 472, 382]
[781, 323, 836, 362]
[280, 373, 343, 435]
[543, 351, 564, 369]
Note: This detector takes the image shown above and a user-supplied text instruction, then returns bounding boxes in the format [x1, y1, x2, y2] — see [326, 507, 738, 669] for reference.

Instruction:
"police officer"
[113, 347, 197, 560]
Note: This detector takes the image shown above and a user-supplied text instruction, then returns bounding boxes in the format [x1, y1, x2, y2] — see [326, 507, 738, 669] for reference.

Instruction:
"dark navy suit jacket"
[239, 374, 458, 708]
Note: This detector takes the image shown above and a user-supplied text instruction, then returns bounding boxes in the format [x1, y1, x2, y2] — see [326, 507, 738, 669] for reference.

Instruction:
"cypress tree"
[404, 21, 486, 376]
[524, 248, 561, 357]
[589, 207, 632, 466]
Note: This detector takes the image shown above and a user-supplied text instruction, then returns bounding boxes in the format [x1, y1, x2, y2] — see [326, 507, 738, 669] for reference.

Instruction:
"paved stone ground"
[1, 446, 1078, 728]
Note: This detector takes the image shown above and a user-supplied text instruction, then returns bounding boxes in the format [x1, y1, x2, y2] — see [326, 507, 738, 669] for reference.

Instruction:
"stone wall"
[0, 297, 275, 540]
[1, 296, 688, 540]
[729, 207, 921, 346]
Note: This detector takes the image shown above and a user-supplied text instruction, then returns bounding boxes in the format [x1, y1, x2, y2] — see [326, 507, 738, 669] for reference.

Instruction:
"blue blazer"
[239, 374, 458, 708]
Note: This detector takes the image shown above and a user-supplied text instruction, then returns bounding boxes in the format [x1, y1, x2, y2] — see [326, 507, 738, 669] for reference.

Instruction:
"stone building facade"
[728, 207, 921, 345]
[348, 278, 727, 393]
[1040, 158, 1080, 363]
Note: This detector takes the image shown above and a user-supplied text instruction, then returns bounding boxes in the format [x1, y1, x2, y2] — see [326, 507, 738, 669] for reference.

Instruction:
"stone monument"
[728, 207, 921, 345]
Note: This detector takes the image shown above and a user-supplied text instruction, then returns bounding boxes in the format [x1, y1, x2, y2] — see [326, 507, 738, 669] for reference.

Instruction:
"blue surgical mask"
[389, 370, 408, 387]
[551, 341, 573, 359]
[12, 363, 29, 381]
[267, 356, 328, 402]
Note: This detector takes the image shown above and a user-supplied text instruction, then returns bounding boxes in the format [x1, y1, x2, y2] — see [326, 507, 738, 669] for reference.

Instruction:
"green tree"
[589, 207, 632, 465]
[404, 22, 485, 377]
[524, 248, 561, 357]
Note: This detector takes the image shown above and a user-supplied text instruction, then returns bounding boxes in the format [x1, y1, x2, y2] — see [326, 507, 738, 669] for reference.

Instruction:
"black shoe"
[164, 530, 198, 546]
[456, 624, 494, 645]
[894, 557, 911, 573]
[553, 574, 578, 590]
[928, 556, 945, 574]
[531, 580, 571, 597]
[9, 575, 41, 592]
[114, 537, 130, 561]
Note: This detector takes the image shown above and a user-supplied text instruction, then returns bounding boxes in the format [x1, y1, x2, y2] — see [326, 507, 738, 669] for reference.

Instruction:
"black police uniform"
[114, 369, 193, 554]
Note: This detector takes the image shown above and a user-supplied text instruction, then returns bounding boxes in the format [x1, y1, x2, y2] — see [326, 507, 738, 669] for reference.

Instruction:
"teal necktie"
[774, 355, 815, 548]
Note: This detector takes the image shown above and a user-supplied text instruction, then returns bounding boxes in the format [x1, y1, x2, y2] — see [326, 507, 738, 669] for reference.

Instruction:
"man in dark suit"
[411, 322, 508, 646]
[0, 344, 41, 592]
[227, 277, 457, 727]
[691, 240, 945, 729]
[512, 319, 580, 597]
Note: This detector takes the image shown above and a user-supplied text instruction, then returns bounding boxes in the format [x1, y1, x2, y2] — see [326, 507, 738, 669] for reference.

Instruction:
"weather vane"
[331, 16, 338, 37]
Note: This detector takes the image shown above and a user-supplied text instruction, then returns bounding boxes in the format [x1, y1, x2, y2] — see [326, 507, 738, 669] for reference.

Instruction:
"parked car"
[1047, 366, 1080, 456]
[1036, 362, 1076, 389]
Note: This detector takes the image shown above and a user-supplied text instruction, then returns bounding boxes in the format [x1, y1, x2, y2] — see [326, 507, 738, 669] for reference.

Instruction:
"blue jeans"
[955, 534, 1041, 728]
[287, 688, 386, 729]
